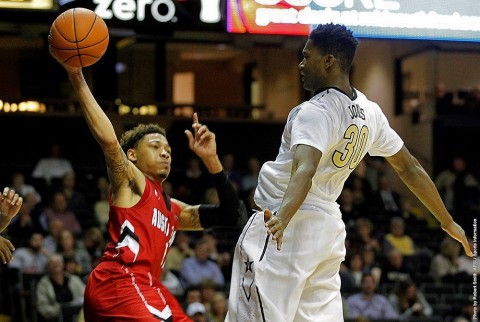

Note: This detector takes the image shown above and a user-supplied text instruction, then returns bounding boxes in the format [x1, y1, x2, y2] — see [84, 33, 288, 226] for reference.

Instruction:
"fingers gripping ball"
[48, 8, 109, 68]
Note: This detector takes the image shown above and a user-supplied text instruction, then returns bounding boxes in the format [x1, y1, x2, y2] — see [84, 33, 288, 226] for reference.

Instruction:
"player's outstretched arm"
[48, 51, 118, 152]
[66, 70, 119, 154]
[386, 145, 473, 257]
[176, 113, 246, 230]
[0, 187, 23, 233]
[50, 48, 121, 166]
[50, 53, 137, 193]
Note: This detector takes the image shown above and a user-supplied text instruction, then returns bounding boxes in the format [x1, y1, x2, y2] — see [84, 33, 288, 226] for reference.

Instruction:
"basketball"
[48, 8, 109, 68]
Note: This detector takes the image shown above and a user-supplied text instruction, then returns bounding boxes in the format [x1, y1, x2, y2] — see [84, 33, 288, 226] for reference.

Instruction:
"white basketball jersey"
[254, 87, 404, 210]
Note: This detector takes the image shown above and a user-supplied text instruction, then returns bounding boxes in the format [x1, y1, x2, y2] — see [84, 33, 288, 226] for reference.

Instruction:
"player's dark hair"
[120, 123, 167, 153]
[309, 23, 359, 72]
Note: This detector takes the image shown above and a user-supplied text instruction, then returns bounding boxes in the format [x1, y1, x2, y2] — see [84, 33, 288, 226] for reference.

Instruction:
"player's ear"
[127, 148, 137, 162]
[324, 54, 335, 69]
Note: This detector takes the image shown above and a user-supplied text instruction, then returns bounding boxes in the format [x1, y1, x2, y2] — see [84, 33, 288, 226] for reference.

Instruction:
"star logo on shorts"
[244, 260, 254, 272]
[242, 258, 255, 301]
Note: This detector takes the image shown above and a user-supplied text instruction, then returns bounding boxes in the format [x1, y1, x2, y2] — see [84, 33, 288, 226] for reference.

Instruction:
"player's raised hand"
[49, 47, 83, 74]
[1, 187, 23, 220]
[442, 220, 473, 257]
[264, 209, 286, 251]
[185, 113, 217, 160]
[0, 236, 15, 264]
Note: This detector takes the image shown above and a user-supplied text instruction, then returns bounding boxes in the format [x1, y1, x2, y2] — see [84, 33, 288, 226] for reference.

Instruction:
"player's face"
[135, 133, 172, 180]
[299, 40, 326, 92]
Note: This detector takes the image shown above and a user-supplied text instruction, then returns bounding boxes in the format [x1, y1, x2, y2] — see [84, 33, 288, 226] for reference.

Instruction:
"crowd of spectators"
[0, 146, 478, 322]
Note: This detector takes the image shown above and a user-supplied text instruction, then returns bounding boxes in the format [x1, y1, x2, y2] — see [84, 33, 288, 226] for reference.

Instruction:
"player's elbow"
[397, 159, 427, 184]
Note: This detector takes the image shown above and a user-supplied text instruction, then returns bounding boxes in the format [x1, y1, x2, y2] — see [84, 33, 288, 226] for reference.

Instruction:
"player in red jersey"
[54, 62, 245, 321]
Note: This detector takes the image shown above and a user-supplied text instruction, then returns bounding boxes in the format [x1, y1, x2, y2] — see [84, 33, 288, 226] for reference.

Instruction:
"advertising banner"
[227, 0, 480, 42]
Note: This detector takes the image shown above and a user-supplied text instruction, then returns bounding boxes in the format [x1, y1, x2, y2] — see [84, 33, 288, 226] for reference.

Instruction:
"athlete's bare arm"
[172, 199, 203, 231]
[175, 113, 224, 231]
[60, 65, 143, 207]
[266, 144, 323, 250]
[386, 145, 473, 257]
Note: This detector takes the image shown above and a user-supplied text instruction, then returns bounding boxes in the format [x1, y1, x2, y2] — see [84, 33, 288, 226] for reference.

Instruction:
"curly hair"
[119, 123, 167, 154]
[309, 23, 359, 73]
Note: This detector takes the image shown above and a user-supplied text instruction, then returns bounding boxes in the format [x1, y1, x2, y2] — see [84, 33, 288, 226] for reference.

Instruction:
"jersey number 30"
[332, 124, 369, 170]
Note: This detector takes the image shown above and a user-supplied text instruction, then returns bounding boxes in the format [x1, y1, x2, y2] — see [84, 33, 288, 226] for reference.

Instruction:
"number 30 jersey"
[254, 87, 404, 210]
[101, 177, 181, 281]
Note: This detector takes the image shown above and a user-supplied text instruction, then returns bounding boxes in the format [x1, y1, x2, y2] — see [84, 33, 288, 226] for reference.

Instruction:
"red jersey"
[101, 177, 181, 281]
[84, 178, 191, 321]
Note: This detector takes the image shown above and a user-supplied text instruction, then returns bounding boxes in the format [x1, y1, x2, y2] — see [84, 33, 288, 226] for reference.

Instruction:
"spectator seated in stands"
[179, 239, 225, 290]
[348, 217, 382, 255]
[338, 188, 364, 229]
[43, 219, 64, 255]
[11, 172, 42, 205]
[36, 254, 85, 322]
[186, 302, 209, 322]
[380, 249, 414, 285]
[383, 217, 416, 257]
[347, 273, 398, 320]
[430, 236, 469, 284]
[343, 253, 364, 292]
[370, 174, 403, 219]
[388, 279, 432, 319]
[60, 171, 95, 230]
[199, 279, 217, 315]
[77, 226, 104, 271]
[56, 229, 92, 276]
[361, 248, 382, 285]
[199, 232, 231, 278]
[165, 231, 195, 275]
[31, 143, 74, 188]
[8, 232, 48, 274]
[434, 155, 479, 236]
[435, 156, 479, 213]
[38, 191, 82, 237]
[209, 291, 228, 322]
[181, 286, 203, 313]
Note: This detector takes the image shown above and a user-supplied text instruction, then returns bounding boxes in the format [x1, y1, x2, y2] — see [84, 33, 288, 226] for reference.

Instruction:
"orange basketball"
[48, 8, 109, 68]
